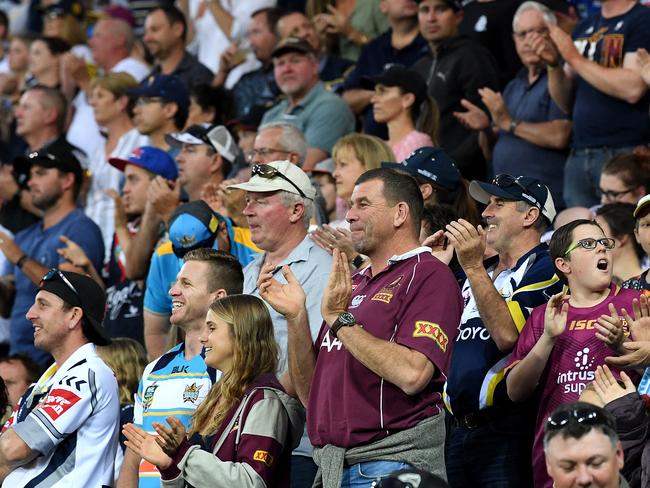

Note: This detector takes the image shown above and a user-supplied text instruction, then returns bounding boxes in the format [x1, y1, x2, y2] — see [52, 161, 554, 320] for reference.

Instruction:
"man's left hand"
[321, 248, 352, 326]
[478, 88, 511, 131]
[548, 23, 581, 66]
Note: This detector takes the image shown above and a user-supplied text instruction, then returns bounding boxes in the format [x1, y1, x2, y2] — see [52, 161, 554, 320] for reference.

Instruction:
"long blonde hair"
[190, 295, 279, 436]
[96, 338, 147, 405]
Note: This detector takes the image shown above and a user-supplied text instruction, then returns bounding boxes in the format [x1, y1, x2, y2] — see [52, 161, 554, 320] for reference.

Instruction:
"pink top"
[391, 131, 434, 161]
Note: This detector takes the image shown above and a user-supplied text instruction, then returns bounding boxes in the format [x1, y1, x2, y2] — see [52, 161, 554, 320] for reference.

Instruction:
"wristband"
[16, 255, 28, 269]
[547, 61, 559, 70]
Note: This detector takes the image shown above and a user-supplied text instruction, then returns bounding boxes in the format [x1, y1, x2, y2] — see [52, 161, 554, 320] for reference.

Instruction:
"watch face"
[339, 312, 355, 326]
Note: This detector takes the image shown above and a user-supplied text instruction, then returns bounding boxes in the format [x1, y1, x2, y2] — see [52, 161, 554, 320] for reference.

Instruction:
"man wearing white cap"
[228, 161, 331, 486]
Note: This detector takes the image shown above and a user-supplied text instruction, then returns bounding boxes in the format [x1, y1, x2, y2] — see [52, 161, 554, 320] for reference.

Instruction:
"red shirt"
[307, 249, 463, 448]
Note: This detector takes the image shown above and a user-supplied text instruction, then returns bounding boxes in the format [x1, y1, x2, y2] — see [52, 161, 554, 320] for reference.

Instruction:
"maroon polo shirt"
[307, 248, 462, 448]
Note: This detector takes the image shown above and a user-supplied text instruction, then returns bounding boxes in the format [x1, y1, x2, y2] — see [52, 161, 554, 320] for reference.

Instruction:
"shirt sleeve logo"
[143, 383, 159, 413]
[253, 450, 274, 466]
[413, 321, 448, 352]
[40, 388, 81, 421]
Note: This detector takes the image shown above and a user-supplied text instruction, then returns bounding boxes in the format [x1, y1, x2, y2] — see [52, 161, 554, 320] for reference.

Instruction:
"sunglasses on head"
[546, 407, 615, 431]
[40, 269, 82, 308]
[492, 174, 542, 209]
[252, 164, 306, 198]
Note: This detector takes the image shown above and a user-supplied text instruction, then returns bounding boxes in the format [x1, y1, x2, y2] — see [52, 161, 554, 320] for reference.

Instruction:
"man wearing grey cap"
[261, 37, 355, 170]
[0, 270, 119, 487]
[439, 174, 562, 487]
[229, 160, 331, 486]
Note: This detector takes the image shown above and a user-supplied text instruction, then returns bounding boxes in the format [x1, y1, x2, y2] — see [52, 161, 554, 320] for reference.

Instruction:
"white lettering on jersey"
[320, 333, 344, 352]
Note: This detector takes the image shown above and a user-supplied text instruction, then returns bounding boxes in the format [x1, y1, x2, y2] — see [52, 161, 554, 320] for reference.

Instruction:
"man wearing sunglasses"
[0, 148, 104, 367]
[0, 270, 120, 487]
[544, 402, 628, 488]
[506, 219, 640, 488]
[229, 160, 331, 487]
[442, 174, 562, 487]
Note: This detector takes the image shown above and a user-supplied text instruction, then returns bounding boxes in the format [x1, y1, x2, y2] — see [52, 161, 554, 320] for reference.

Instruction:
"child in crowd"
[506, 219, 642, 488]
[123, 295, 304, 487]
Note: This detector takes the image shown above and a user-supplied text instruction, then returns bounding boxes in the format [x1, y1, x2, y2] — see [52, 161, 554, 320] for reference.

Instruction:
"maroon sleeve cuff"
[159, 437, 193, 480]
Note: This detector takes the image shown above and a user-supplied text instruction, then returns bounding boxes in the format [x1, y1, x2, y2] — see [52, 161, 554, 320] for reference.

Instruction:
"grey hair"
[258, 122, 308, 164]
[512, 1, 557, 31]
[280, 190, 313, 228]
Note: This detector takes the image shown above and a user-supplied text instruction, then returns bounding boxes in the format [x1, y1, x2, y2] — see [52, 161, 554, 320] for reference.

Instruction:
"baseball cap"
[128, 74, 190, 111]
[165, 124, 239, 163]
[634, 194, 650, 218]
[361, 65, 428, 107]
[228, 160, 316, 200]
[382, 147, 460, 191]
[272, 36, 317, 58]
[415, 0, 463, 11]
[470, 174, 557, 223]
[108, 146, 178, 180]
[168, 200, 221, 258]
[39, 269, 110, 346]
[15, 147, 83, 186]
[374, 468, 450, 488]
[42, 0, 85, 19]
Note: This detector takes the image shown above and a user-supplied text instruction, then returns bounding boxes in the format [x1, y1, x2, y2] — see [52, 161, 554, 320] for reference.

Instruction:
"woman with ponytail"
[363, 64, 440, 161]
[123, 295, 305, 488]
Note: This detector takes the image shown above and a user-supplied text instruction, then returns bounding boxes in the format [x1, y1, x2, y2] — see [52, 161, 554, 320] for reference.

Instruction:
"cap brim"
[164, 132, 204, 148]
[634, 200, 650, 218]
[272, 46, 312, 58]
[227, 180, 287, 193]
[85, 315, 111, 346]
[469, 180, 518, 204]
[108, 157, 128, 172]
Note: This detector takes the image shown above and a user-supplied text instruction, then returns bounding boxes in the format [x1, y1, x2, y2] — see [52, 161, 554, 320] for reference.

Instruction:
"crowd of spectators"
[0, 0, 649, 487]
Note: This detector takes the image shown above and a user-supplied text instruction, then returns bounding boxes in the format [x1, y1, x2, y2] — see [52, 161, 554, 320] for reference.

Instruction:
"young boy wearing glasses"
[506, 218, 641, 488]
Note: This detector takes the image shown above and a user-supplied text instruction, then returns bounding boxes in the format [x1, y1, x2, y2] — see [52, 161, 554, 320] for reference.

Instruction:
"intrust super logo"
[413, 321, 448, 352]
[41, 389, 81, 420]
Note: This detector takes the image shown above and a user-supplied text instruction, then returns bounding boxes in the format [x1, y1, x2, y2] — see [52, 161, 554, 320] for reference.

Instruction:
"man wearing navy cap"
[129, 74, 190, 152]
[441, 174, 562, 487]
[0, 149, 104, 366]
[383, 147, 462, 210]
[413, 0, 499, 181]
[0, 270, 120, 486]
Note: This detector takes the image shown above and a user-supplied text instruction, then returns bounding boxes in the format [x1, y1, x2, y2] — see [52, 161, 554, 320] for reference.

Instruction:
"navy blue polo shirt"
[444, 243, 562, 416]
[341, 29, 428, 138]
[491, 68, 569, 208]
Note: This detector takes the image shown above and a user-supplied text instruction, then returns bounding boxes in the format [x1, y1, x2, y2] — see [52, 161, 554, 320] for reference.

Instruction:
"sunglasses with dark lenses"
[564, 237, 616, 256]
[546, 407, 615, 431]
[492, 174, 542, 209]
[40, 269, 82, 307]
[252, 164, 306, 198]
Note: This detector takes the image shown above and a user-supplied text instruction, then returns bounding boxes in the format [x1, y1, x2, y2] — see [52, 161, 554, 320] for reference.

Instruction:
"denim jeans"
[445, 410, 534, 488]
[563, 145, 636, 208]
[341, 461, 413, 488]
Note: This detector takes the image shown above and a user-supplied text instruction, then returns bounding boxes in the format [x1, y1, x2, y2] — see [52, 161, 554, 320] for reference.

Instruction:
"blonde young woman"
[123, 295, 304, 488]
[363, 65, 439, 161]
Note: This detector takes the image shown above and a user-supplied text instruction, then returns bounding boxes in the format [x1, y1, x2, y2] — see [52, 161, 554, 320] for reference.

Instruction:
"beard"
[31, 188, 63, 211]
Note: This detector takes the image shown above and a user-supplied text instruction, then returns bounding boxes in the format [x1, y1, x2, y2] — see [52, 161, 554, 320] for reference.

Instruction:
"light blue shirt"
[261, 81, 355, 154]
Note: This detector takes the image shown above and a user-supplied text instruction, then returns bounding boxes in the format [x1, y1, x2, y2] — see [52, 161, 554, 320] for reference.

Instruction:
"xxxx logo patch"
[413, 321, 448, 352]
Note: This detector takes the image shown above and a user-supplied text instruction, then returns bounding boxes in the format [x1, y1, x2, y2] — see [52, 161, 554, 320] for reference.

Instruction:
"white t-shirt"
[4, 343, 120, 487]
[187, 0, 276, 73]
[85, 128, 150, 266]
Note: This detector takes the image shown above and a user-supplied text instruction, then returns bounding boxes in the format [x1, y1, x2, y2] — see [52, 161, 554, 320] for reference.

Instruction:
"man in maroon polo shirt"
[259, 168, 463, 488]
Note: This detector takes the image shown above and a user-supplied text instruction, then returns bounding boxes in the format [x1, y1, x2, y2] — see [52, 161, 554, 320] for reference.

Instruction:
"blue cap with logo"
[127, 74, 190, 111]
[168, 200, 221, 258]
[382, 147, 461, 191]
[108, 146, 178, 180]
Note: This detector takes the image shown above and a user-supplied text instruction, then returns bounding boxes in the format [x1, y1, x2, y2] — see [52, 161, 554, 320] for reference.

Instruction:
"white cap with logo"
[227, 160, 316, 200]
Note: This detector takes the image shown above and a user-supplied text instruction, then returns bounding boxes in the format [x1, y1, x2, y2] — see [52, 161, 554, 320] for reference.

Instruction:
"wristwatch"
[330, 312, 356, 338]
[508, 119, 520, 134]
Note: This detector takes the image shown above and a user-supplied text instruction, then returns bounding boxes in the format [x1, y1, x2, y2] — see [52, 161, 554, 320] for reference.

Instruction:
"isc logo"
[568, 319, 597, 330]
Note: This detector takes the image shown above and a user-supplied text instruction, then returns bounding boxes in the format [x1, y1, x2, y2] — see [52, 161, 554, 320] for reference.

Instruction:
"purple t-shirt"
[507, 285, 640, 488]
[307, 249, 463, 448]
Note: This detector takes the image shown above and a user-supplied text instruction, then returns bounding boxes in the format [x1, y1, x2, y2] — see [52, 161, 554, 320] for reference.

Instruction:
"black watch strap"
[331, 312, 355, 338]
[351, 254, 365, 269]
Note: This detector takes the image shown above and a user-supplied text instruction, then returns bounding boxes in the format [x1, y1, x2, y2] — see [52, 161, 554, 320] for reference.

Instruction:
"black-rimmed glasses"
[252, 164, 306, 198]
